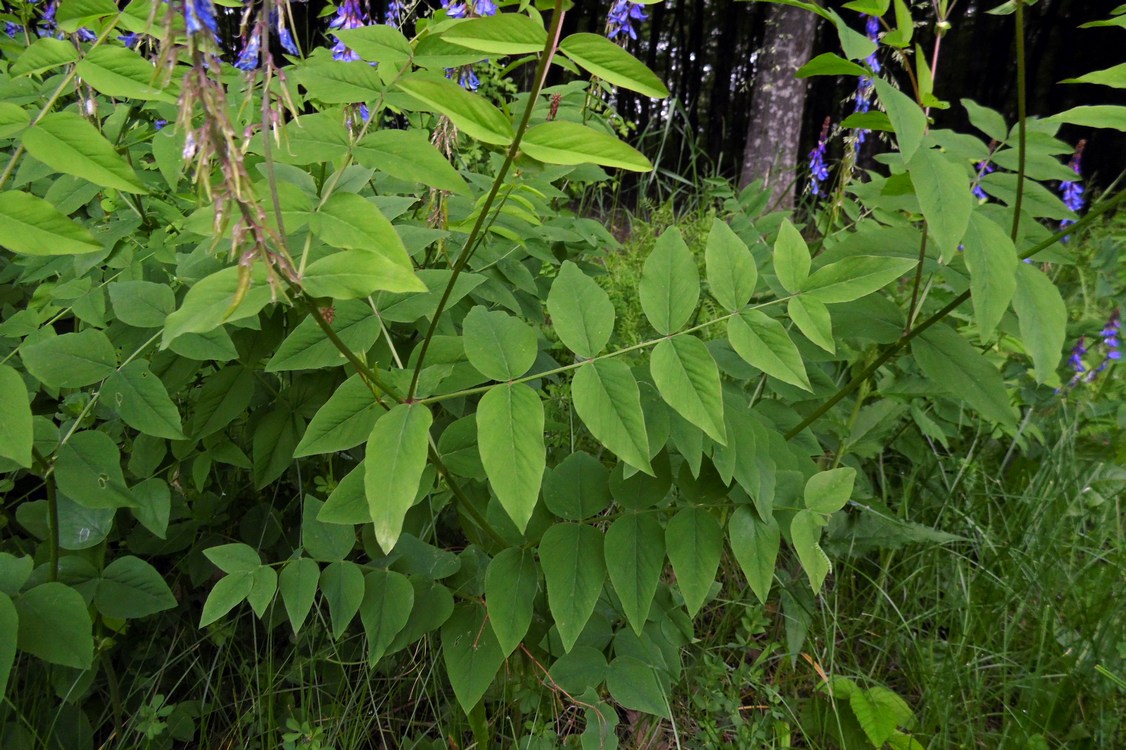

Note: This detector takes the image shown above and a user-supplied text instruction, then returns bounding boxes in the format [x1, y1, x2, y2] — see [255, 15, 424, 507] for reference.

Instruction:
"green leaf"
[788, 296, 835, 354]
[542, 451, 611, 521]
[302, 497, 356, 561]
[319, 462, 370, 525]
[442, 13, 548, 54]
[0, 555, 33, 598]
[252, 410, 302, 489]
[549, 646, 608, 695]
[605, 512, 664, 635]
[10, 38, 78, 77]
[961, 212, 1017, 339]
[0, 594, 15, 697]
[462, 306, 538, 381]
[15, 582, 93, 669]
[187, 365, 254, 438]
[199, 572, 254, 627]
[791, 509, 831, 593]
[907, 147, 973, 261]
[796, 52, 868, 77]
[800, 256, 917, 303]
[805, 468, 855, 514]
[665, 506, 723, 617]
[547, 261, 616, 358]
[0, 191, 101, 256]
[0, 365, 33, 469]
[247, 566, 278, 618]
[961, 99, 1009, 142]
[639, 228, 699, 335]
[94, 556, 176, 619]
[103, 360, 185, 440]
[539, 523, 606, 652]
[266, 300, 381, 373]
[76, 46, 175, 103]
[396, 73, 514, 146]
[21, 329, 116, 389]
[204, 543, 262, 574]
[162, 265, 273, 347]
[558, 32, 669, 99]
[728, 506, 779, 605]
[1012, 263, 1067, 386]
[320, 561, 366, 638]
[360, 569, 414, 666]
[773, 219, 811, 292]
[650, 336, 726, 444]
[572, 360, 652, 475]
[353, 129, 469, 194]
[606, 656, 671, 719]
[705, 218, 757, 312]
[311, 192, 416, 267]
[56, 0, 116, 31]
[365, 403, 432, 554]
[55, 431, 135, 509]
[22, 112, 146, 193]
[269, 112, 351, 165]
[485, 548, 539, 657]
[912, 325, 1016, 426]
[477, 384, 545, 533]
[873, 77, 926, 161]
[1062, 63, 1126, 88]
[442, 602, 506, 714]
[108, 281, 175, 328]
[333, 24, 413, 66]
[279, 558, 319, 636]
[727, 309, 811, 391]
[0, 103, 30, 139]
[294, 375, 379, 457]
[303, 249, 426, 299]
[295, 62, 384, 104]
[851, 687, 912, 747]
[1047, 105, 1126, 131]
[522, 121, 652, 172]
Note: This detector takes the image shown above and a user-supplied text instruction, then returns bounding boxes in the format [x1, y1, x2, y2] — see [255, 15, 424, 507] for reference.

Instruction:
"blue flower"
[442, 0, 496, 18]
[184, 0, 219, 39]
[154, 119, 168, 130]
[271, 10, 299, 55]
[235, 31, 260, 70]
[850, 15, 881, 150]
[809, 117, 831, 196]
[6, 22, 23, 38]
[330, 0, 368, 62]
[385, 0, 403, 26]
[1086, 312, 1122, 381]
[971, 160, 994, 201]
[441, 0, 467, 18]
[1059, 139, 1086, 240]
[119, 31, 140, 47]
[607, 0, 647, 41]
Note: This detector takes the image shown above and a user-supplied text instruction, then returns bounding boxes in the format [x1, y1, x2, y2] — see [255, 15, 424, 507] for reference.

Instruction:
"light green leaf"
[1062, 63, 1126, 89]
[55, 431, 135, 509]
[279, 558, 319, 636]
[477, 384, 545, 533]
[522, 121, 652, 172]
[797, 52, 868, 78]
[0, 103, 30, 139]
[294, 375, 379, 457]
[805, 467, 855, 514]
[851, 687, 913, 747]
[76, 46, 175, 103]
[22, 112, 146, 193]
[605, 512, 664, 635]
[269, 112, 351, 165]
[788, 296, 834, 353]
[353, 129, 469, 194]
[1012, 263, 1067, 386]
[650, 336, 725, 444]
[10, 38, 78, 77]
[303, 249, 426, 299]
[558, 32, 669, 98]
[961, 212, 1017, 339]
[247, 566, 278, 618]
[302, 497, 356, 561]
[572, 360, 652, 475]
[791, 509, 831, 593]
[266, 300, 381, 372]
[873, 77, 926, 161]
[442, 602, 506, 713]
[462, 306, 538, 381]
[103, 360, 185, 440]
[319, 462, 370, 525]
[0, 365, 33, 468]
[252, 410, 302, 489]
[396, 73, 514, 146]
[639, 228, 699, 335]
[311, 192, 415, 268]
[0, 191, 101, 256]
[204, 543, 262, 574]
[773, 219, 811, 292]
[56, 0, 116, 31]
[961, 99, 1009, 142]
[665, 506, 723, 617]
[199, 572, 254, 627]
[705, 218, 757, 311]
[485, 548, 539, 657]
[1047, 105, 1126, 131]
[442, 13, 548, 54]
[295, 62, 384, 104]
[365, 403, 432, 554]
[907, 147, 973, 261]
[320, 561, 366, 638]
[539, 523, 606, 652]
[94, 556, 176, 619]
[606, 656, 671, 719]
[800, 256, 917, 303]
[108, 281, 175, 328]
[162, 265, 273, 347]
[727, 309, 811, 391]
[547, 261, 616, 358]
[728, 506, 779, 605]
[360, 569, 414, 666]
[20, 329, 116, 389]
[912, 324, 1017, 426]
[333, 24, 413, 67]
[15, 582, 93, 669]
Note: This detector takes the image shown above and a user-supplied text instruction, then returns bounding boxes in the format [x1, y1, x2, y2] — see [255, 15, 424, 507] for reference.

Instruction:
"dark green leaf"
[0, 364, 32, 468]
[539, 523, 606, 652]
[912, 324, 1017, 426]
[94, 556, 176, 619]
[477, 384, 545, 532]
[442, 602, 506, 714]
[1012, 263, 1067, 386]
[320, 561, 366, 638]
[650, 336, 726, 444]
[55, 431, 135, 509]
[605, 512, 664, 634]
[15, 582, 93, 669]
[365, 404, 432, 554]
[542, 451, 611, 521]
[572, 360, 651, 475]
[606, 656, 671, 719]
[665, 506, 723, 617]
[638, 228, 699, 335]
[360, 569, 413, 666]
[279, 558, 319, 636]
[547, 261, 616, 358]
[103, 360, 185, 440]
[462, 306, 538, 381]
[728, 506, 779, 605]
[485, 548, 539, 657]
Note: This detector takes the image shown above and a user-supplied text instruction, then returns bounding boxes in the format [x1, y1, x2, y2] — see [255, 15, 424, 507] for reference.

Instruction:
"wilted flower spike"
[607, 0, 647, 41]
[809, 117, 831, 196]
[184, 0, 219, 39]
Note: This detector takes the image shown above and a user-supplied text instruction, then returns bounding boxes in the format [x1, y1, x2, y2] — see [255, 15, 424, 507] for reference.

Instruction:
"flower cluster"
[1064, 311, 1121, 390]
[809, 117, 831, 196]
[385, 0, 404, 26]
[235, 9, 300, 71]
[184, 0, 219, 40]
[6, 21, 23, 38]
[1058, 139, 1086, 240]
[442, 0, 497, 19]
[607, 0, 647, 41]
[273, 9, 299, 56]
[971, 159, 994, 201]
[330, 0, 369, 62]
[851, 14, 881, 148]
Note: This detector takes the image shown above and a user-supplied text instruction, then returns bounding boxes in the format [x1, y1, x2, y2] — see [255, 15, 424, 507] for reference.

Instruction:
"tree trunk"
[738, 2, 818, 209]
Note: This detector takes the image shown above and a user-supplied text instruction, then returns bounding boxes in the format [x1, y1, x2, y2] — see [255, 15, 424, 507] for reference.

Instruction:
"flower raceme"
[809, 117, 831, 196]
[607, 0, 647, 41]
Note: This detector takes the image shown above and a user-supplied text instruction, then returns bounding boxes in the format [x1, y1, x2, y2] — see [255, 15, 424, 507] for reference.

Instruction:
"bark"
[738, 2, 818, 209]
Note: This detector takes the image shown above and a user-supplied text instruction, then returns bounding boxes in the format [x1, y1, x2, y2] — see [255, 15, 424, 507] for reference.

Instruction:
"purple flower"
[459, 66, 480, 90]
[1086, 312, 1122, 381]
[1059, 139, 1086, 240]
[6, 22, 23, 38]
[442, 0, 496, 18]
[235, 31, 260, 70]
[850, 15, 881, 149]
[971, 160, 994, 201]
[607, 0, 647, 41]
[154, 119, 168, 130]
[809, 117, 831, 196]
[1069, 337, 1087, 375]
[441, 0, 467, 18]
[385, 0, 403, 26]
[119, 31, 140, 47]
[330, 0, 369, 62]
[37, 1, 60, 38]
[271, 10, 299, 55]
[184, 0, 219, 39]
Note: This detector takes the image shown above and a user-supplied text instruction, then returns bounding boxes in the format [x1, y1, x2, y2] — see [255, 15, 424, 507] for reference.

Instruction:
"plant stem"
[1010, 0, 1028, 240]
[904, 226, 929, 333]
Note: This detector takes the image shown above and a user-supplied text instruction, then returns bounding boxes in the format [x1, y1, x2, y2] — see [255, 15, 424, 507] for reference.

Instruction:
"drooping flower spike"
[850, 14, 882, 149]
[607, 0, 647, 41]
[184, 0, 220, 40]
[809, 116, 831, 196]
[1059, 138, 1086, 241]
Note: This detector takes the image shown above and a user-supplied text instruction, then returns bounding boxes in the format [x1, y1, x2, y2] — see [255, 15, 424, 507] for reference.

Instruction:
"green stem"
[904, 227, 929, 333]
[407, 0, 567, 400]
[1010, 0, 1028, 240]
